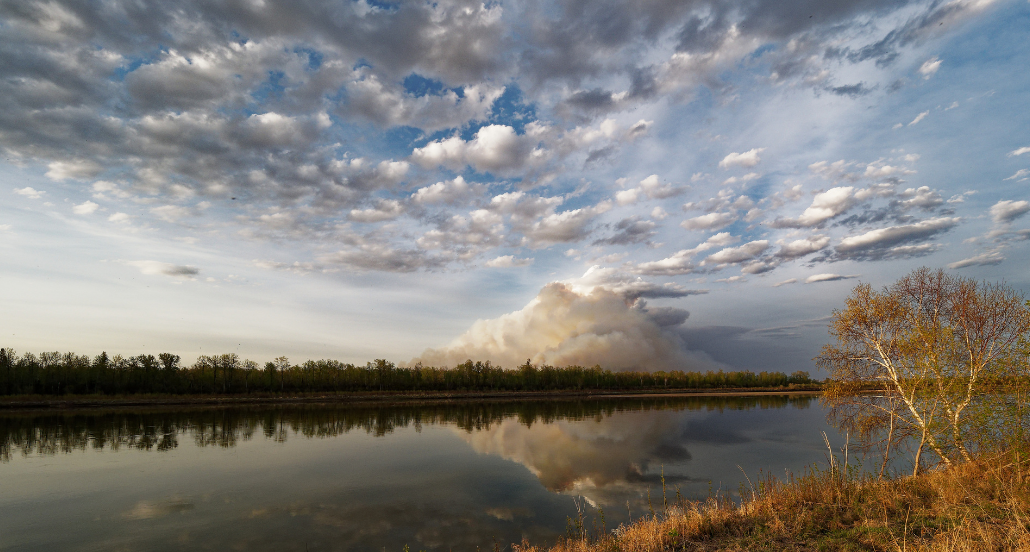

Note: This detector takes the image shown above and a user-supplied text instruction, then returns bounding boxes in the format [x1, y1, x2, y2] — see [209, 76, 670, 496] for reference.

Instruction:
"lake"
[0, 395, 843, 551]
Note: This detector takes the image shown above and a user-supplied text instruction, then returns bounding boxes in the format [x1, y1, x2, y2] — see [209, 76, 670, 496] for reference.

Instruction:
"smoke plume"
[411, 267, 716, 371]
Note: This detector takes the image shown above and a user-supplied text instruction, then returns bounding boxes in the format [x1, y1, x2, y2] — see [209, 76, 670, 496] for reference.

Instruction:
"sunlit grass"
[516, 448, 1030, 551]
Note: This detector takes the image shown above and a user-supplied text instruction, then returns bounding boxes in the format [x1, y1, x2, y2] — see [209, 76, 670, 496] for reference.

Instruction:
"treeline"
[1, 395, 816, 461]
[0, 348, 814, 396]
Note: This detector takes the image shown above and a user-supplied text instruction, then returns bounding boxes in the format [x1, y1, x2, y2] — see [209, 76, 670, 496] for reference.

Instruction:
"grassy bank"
[518, 449, 1030, 552]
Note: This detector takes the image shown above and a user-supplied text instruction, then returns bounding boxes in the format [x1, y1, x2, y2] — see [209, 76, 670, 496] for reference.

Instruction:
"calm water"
[0, 395, 842, 551]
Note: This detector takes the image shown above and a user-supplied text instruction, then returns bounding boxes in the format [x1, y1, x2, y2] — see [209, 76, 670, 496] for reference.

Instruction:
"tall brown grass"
[515, 448, 1030, 551]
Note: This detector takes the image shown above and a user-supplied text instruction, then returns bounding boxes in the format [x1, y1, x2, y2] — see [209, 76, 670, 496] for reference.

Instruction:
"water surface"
[0, 395, 841, 551]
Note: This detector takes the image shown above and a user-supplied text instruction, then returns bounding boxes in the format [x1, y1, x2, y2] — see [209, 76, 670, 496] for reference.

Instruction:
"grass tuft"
[514, 448, 1030, 551]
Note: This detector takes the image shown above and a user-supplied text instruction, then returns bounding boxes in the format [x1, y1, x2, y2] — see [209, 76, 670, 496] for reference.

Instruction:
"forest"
[0, 348, 814, 396]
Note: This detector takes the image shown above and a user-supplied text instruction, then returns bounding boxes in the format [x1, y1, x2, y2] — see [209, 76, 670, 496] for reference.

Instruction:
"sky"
[1, 0, 1028, 375]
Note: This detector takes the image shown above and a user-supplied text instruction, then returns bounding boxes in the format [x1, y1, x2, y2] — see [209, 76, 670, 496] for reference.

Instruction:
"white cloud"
[126, 260, 199, 278]
[72, 201, 100, 215]
[412, 176, 476, 205]
[741, 259, 780, 275]
[805, 274, 858, 284]
[489, 191, 562, 220]
[990, 200, 1030, 224]
[521, 203, 611, 248]
[1007, 147, 1030, 156]
[45, 159, 103, 181]
[775, 235, 830, 259]
[349, 199, 404, 223]
[411, 136, 472, 170]
[948, 250, 1004, 269]
[617, 174, 683, 205]
[91, 180, 132, 199]
[772, 187, 854, 227]
[150, 205, 192, 222]
[635, 251, 695, 276]
[108, 212, 132, 223]
[253, 259, 324, 275]
[635, 232, 738, 276]
[781, 184, 805, 202]
[615, 188, 641, 205]
[918, 57, 942, 79]
[702, 240, 769, 266]
[240, 112, 309, 148]
[835, 217, 960, 259]
[908, 111, 929, 126]
[637, 174, 684, 199]
[718, 148, 765, 169]
[800, 187, 854, 225]
[898, 186, 943, 210]
[411, 124, 543, 175]
[321, 242, 443, 273]
[948, 191, 976, 203]
[485, 255, 533, 268]
[772, 278, 798, 287]
[13, 187, 45, 199]
[346, 69, 504, 132]
[1003, 169, 1029, 181]
[564, 266, 704, 300]
[417, 209, 505, 257]
[680, 212, 736, 230]
[863, 164, 913, 179]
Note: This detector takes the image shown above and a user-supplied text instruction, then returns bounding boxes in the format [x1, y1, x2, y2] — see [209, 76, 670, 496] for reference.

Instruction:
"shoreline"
[0, 386, 823, 412]
[517, 448, 1029, 552]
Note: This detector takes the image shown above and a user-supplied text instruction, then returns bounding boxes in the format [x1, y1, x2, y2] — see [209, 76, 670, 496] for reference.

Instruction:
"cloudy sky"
[1, 0, 1028, 374]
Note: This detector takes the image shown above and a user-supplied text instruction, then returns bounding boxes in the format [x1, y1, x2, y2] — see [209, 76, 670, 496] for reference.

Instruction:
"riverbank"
[0, 385, 822, 411]
[517, 449, 1030, 552]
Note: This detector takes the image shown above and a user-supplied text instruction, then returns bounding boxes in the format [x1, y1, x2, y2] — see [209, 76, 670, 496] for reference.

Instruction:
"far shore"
[0, 386, 823, 412]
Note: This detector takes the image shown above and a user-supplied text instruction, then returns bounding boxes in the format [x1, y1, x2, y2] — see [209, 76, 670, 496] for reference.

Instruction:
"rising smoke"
[411, 267, 719, 371]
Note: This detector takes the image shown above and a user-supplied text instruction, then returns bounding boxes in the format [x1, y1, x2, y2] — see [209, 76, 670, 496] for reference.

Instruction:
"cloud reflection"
[461, 410, 700, 506]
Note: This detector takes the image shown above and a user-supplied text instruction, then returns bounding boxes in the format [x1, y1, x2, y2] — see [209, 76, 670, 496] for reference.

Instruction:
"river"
[0, 395, 842, 551]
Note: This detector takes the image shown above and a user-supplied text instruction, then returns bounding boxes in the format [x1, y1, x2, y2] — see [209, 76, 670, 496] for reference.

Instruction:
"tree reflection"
[0, 395, 814, 462]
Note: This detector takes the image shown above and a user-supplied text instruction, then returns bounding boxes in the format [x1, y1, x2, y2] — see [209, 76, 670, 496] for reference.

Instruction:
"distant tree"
[273, 356, 290, 392]
[242, 360, 258, 393]
[218, 354, 239, 393]
[820, 268, 1030, 475]
[372, 359, 394, 391]
[159, 353, 180, 371]
[0, 348, 12, 395]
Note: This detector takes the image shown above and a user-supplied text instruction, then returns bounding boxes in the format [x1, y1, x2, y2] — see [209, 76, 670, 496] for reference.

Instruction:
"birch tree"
[819, 267, 1030, 474]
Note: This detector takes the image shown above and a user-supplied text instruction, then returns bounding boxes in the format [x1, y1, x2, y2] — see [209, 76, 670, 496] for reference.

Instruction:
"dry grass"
[515, 450, 1030, 552]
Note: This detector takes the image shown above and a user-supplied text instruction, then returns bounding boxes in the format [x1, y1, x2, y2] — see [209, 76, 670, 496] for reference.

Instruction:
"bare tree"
[819, 268, 1030, 475]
